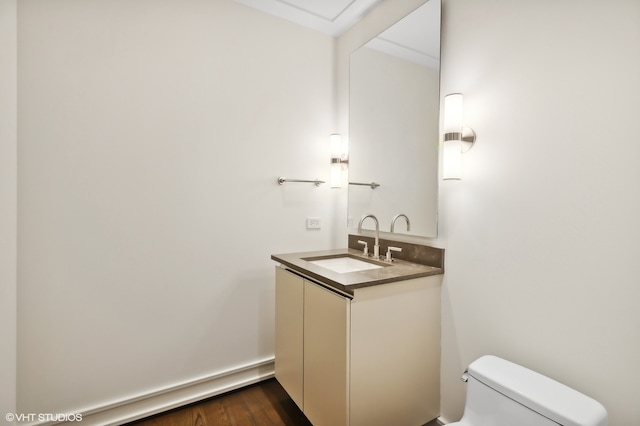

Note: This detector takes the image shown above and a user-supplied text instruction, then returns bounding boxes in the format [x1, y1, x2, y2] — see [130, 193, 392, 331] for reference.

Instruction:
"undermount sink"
[303, 255, 386, 274]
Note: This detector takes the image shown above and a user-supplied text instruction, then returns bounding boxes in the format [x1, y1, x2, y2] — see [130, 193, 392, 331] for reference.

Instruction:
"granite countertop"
[271, 248, 443, 296]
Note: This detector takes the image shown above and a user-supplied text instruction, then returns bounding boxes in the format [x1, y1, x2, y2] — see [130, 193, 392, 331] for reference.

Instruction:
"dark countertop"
[271, 248, 443, 296]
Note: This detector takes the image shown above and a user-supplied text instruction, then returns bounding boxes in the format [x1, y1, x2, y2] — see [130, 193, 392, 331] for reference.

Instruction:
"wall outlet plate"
[306, 217, 321, 229]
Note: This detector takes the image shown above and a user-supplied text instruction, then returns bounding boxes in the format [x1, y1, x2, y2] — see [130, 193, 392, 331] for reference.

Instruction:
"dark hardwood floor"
[126, 379, 312, 426]
[126, 378, 443, 425]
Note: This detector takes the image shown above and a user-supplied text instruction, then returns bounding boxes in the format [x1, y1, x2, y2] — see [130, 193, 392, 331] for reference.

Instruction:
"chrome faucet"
[357, 214, 380, 258]
[390, 214, 411, 233]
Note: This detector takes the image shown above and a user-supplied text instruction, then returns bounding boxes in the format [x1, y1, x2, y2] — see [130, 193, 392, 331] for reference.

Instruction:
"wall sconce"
[442, 93, 476, 180]
[330, 133, 348, 188]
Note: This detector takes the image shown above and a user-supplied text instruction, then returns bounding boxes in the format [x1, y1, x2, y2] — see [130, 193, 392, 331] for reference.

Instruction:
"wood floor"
[126, 379, 312, 426]
[126, 378, 443, 426]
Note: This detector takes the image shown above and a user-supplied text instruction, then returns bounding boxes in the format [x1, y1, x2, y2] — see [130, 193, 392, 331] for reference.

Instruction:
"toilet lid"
[467, 355, 607, 426]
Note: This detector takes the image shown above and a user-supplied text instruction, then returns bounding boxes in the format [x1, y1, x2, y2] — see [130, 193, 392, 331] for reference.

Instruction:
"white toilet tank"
[449, 355, 607, 426]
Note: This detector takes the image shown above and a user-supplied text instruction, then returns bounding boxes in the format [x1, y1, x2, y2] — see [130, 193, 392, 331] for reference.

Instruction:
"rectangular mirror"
[348, 0, 440, 238]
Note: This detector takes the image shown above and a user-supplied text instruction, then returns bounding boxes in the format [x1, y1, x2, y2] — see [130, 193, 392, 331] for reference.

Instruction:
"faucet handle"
[385, 246, 402, 262]
[357, 240, 369, 256]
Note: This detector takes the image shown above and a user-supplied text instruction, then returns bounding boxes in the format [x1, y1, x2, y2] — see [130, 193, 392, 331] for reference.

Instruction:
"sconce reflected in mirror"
[330, 133, 349, 188]
[442, 93, 476, 180]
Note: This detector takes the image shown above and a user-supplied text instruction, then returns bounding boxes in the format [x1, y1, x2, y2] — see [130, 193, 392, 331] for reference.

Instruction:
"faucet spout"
[357, 214, 380, 258]
[390, 214, 411, 233]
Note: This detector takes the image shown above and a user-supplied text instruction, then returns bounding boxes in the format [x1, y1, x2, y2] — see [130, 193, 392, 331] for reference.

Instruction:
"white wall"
[439, 0, 640, 424]
[17, 0, 336, 419]
[0, 0, 17, 421]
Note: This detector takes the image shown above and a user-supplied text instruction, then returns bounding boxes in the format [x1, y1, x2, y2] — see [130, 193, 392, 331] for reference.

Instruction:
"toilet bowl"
[448, 355, 607, 426]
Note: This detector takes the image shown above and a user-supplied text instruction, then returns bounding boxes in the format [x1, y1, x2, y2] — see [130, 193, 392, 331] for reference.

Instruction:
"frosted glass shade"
[442, 93, 465, 180]
[442, 138, 462, 180]
[330, 133, 342, 158]
[330, 133, 345, 188]
[444, 93, 463, 133]
[330, 162, 342, 188]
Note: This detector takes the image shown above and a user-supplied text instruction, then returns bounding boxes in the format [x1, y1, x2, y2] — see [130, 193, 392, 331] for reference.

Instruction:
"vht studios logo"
[5, 413, 83, 422]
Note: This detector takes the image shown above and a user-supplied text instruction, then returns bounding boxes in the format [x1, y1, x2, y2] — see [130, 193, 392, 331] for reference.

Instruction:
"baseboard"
[38, 358, 275, 426]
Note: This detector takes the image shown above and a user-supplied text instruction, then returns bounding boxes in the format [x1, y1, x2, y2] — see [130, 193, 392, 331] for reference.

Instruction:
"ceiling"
[364, 0, 440, 69]
[232, 0, 384, 37]
[233, 0, 440, 68]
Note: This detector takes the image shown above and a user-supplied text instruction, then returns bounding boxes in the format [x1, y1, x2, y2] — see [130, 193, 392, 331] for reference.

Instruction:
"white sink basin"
[307, 256, 383, 273]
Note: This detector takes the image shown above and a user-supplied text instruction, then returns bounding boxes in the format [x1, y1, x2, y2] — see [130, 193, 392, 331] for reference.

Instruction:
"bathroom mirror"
[348, 0, 440, 238]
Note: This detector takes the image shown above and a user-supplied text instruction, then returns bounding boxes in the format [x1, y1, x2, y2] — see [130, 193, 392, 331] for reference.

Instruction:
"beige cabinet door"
[303, 280, 350, 426]
[274, 267, 304, 409]
[349, 276, 441, 425]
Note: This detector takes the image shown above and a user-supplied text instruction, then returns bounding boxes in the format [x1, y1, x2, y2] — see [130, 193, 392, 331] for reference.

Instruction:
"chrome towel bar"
[277, 177, 325, 186]
[349, 181, 380, 189]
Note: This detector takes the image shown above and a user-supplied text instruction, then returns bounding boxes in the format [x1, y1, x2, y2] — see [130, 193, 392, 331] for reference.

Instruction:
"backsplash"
[348, 234, 444, 270]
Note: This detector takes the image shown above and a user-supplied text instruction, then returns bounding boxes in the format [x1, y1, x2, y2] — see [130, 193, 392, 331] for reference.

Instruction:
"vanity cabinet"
[274, 266, 441, 426]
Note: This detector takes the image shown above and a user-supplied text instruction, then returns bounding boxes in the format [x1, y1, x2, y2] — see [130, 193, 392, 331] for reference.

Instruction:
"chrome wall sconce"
[330, 133, 349, 188]
[442, 93, 476, 180]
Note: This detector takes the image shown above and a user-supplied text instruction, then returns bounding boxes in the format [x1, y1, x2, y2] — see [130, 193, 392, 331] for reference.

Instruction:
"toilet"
[449, 355, 607, 426]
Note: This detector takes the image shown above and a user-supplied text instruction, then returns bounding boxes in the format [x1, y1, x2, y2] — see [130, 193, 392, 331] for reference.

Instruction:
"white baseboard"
[39, 358, 275, 426]
[436, 416, 451, 424]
